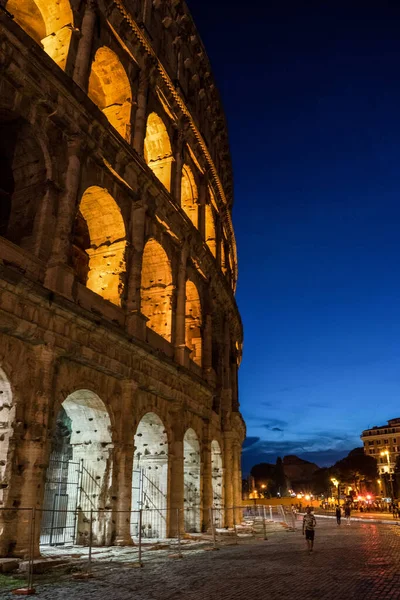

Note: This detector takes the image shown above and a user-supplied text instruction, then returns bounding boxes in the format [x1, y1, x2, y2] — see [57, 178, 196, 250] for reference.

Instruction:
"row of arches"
[5, 0, 224, 265]
[0, 371, 225, 544]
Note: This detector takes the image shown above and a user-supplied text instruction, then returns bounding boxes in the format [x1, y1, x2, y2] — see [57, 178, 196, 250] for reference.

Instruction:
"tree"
[331, 448, 378, 493]
[310, 467, 331, 496]
[274, 457, 287, 496]
[250, 462, 276, 496]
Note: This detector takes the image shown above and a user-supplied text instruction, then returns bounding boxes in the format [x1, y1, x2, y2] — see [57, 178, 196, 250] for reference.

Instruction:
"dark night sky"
[188, 0, 400, 473]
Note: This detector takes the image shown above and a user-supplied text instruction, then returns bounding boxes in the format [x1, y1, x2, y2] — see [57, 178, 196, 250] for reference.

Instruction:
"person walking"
[335, 505, 341, 526]
[344, 504, 351, 525]
[302, 507, 316, 553]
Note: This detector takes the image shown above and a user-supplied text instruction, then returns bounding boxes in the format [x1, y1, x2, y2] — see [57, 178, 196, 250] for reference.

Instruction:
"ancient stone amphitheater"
[0, 0, 244, 556]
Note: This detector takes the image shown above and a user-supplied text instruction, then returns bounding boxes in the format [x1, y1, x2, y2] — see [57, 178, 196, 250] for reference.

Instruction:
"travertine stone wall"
[0, 0, 245, 558]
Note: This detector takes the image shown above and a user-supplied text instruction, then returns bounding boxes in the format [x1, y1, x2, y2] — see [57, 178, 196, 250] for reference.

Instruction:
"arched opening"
[88, 47, 132, 141]
[40, 390, 113, 547]
[185, 280, 202, 366]
[181, 165, 198, 228]
[0, 113, 46, 249]
[144, 113, 173, 191]
[140, 239, 173, 341]
[184, 428, 201, 533]
[205, 204, 216, 257]
[131, 413, 168, 540]
[7, 0, 73, 70]
[211, 440, 223, 527]
[71, 186, 127, 306]
[0, 368, 14, 510]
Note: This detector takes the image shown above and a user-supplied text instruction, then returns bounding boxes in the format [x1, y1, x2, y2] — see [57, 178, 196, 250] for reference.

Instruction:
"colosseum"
[0, 0, 244, 557]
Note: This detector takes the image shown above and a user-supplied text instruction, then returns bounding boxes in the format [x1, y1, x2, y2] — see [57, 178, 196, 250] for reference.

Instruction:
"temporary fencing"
[0, 504, 291, 594]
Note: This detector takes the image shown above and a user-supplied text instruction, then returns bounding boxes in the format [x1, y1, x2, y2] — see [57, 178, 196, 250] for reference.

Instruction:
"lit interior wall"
[0, 115, 46, 249]
[42, 390, 113, 546]
[7, 0, 73, 70]
[185, 280, 202, 366]
[211, 440, 224, 527]
[0, 368, 14, 509]
[140, 238, 173, 341]
[74, 186, 127, 306]
[88, 47, 132, 141]
[131, 413, 168, 540]
[144, 112, 173, 191]
[183, 428, 201, 533]
[205, 204, 216, 257]
[181, 165, 198, 228]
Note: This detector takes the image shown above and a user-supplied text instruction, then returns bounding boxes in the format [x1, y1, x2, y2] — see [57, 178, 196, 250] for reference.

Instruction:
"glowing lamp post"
[331, 477, 340, 503]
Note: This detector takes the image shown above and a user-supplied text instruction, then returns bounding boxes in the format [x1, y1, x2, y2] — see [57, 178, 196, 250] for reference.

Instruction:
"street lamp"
[380, 450, 394, 500]
[331, 477, 340, 504]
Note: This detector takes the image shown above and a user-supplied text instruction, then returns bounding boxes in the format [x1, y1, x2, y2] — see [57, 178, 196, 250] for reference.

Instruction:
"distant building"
[361, 418, 400, 495]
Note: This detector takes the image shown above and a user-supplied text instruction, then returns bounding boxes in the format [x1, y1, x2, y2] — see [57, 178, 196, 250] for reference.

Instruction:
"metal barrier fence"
[0, 505, 291, 595]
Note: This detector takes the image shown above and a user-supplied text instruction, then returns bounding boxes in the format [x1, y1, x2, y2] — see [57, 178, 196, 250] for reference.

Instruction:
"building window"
[384, 439, 389, 444]
[394, 439, 397, 443]
[368, 441, 374, 445]
[377, 440, 381, 445]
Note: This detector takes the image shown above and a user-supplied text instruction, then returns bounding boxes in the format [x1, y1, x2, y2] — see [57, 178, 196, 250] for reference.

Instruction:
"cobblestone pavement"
[3, 519, 400, 599]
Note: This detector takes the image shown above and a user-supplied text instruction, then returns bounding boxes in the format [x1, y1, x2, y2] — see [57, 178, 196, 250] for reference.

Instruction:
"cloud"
[263, 418, 288, 430]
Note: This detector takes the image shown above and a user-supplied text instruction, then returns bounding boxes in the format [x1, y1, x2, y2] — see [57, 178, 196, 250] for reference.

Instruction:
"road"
[2, 518, 400, 599]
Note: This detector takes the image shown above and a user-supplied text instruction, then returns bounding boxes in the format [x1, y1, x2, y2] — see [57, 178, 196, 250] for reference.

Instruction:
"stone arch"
[41, 390, 113, 546]
[205, 204, 216, 257]
[131, 412, 168, 540]
[71, 186, 127, 306]
[185, 280, 202, 366]
[88, 47, 132, 141]
[140, 238, 173, 341]
[181, 165, 198, 228]
[6, 0, 74, 70]
[0, 368, 14, 509]
[144, 112, 173, 191]
[0, 112, 47, 250]
[183, 428, 201, 533]
[211, 440, 224, 527]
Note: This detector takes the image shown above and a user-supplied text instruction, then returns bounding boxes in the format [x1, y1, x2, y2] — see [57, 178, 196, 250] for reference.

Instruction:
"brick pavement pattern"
[3, 520, 400, 599]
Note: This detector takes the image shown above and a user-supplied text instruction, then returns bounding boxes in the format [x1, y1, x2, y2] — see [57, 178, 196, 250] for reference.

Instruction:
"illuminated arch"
[211, 440, 224, 527]
[144, 113, 173, 191]
[7, 0, 74, 70]
[184, 428, 201, 533]
[41, 390, 113, 546]
[181, 165, 198, 228]
[71, 186, 127, 306]
[88, 47, 132, 141]
[140, 239, 173, 341]
[131, 413, 168, 540]
[185, 280, 202, 366]
[0, 368, 14, 509]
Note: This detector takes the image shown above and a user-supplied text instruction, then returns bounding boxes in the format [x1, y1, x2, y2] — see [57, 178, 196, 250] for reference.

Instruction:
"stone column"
[231, 360, 239, 411]
[31, 180, 60, 261]
[174, 244, 189, 366]
[113, 380, 136, 545]
[73, 0, 97, 91]
[171, 131, 184, 206]
[201, 439, 213, 531]
[223, 319, 231, 390]
[125, 199, 148, 339]
[202, 313, 212, 375]
[44, 135, 84, 299]
[223, 433, 234, 527]
[168, 417, 184, 536]
[7, 345, 55, 558]
[133, 66, 150, 155]
[232, 443, 242, 524]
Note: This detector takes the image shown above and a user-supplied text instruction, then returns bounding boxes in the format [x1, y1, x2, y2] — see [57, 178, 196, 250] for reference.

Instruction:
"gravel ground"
[2, 519, 400, 599]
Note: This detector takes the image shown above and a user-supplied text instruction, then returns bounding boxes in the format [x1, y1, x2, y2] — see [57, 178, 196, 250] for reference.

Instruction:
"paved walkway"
[2, 519, 400, 599]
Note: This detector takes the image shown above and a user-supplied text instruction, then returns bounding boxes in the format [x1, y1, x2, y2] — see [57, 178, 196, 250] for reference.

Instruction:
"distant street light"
[331, 477, 340, 503]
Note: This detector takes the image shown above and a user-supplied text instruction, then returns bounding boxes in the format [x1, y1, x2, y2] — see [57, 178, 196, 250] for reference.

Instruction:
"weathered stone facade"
[0, 0, 245, 557]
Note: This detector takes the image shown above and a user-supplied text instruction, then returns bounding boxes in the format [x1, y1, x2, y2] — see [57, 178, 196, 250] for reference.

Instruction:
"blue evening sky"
[188, 1, 400, 473]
